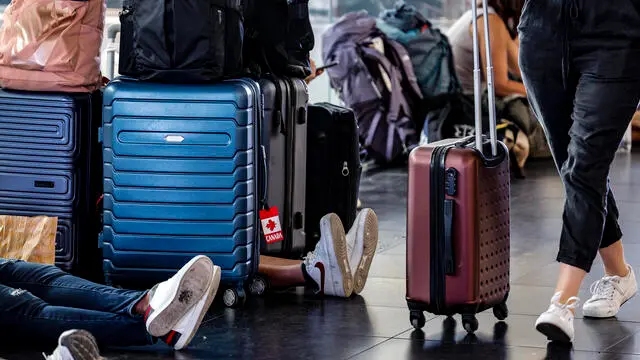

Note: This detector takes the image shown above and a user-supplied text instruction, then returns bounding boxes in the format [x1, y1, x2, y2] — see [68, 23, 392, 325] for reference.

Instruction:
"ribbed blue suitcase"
[0, 90, 103, 277]
[100, 78, 261, 306]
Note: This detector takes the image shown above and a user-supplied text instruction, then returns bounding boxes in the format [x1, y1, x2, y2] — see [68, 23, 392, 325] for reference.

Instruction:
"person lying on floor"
[0, 209, 378, 359]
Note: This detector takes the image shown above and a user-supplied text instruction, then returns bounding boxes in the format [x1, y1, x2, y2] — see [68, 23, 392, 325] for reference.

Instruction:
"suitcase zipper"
[429, 146, 444, 312]
[429, 144, 454, 313]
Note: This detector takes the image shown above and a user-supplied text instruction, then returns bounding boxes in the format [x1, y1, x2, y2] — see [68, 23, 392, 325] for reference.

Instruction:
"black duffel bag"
[243, 0, 315, 78]
[119, 0, 244, 83]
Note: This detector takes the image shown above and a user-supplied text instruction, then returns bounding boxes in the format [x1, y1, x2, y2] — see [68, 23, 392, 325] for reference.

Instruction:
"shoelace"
[302, 251, 317, 268]
[550, 292, 580, 313]
[589, 276, 623, 301]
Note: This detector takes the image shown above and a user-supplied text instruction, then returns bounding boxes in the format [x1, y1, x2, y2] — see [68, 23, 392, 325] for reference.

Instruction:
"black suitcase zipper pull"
[341, 161, 350, 177]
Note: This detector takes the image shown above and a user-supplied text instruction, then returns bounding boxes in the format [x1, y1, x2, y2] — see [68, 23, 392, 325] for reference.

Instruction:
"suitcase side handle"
[444, 199, 455, 275]
[472, 0, 498, 156]
[260, 144, 269, 209]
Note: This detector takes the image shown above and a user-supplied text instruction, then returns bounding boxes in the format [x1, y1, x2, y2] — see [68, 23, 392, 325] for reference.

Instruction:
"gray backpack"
[322, 11, 424, 164]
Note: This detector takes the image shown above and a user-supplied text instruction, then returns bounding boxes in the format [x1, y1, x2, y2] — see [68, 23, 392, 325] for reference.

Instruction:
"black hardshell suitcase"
[0, 90, 103, 277]
[305, 103, 361, 252]
[259, 76, 309, 258]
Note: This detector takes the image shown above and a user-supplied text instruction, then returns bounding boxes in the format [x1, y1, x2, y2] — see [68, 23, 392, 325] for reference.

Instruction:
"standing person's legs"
[519, 0, 640, 343]
[519, 14, 588, 318]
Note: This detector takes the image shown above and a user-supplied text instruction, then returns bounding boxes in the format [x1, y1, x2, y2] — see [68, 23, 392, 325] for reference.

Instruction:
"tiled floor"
[5, 153, 640, 359]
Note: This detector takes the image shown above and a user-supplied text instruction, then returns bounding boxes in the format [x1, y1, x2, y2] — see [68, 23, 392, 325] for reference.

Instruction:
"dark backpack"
[420, 92, 489, 143]
[118, 0, 244, 83]
[378, 2, 461, 102]
[322, 11, 424, 164]
[243, 0, 315, 78]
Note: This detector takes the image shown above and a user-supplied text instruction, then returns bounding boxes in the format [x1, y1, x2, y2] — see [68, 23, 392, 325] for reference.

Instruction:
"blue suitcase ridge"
[101, 78, 261, 289]
[0, 90, 103, 277]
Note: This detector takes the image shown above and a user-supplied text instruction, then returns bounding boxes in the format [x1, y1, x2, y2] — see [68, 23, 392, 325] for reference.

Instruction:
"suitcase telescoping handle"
[472, 0, 498, 157]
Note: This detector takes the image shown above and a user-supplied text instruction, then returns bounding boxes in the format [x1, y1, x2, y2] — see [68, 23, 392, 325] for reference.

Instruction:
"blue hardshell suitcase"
[0, 90, 103, 277]
[100, 78, 262, 306]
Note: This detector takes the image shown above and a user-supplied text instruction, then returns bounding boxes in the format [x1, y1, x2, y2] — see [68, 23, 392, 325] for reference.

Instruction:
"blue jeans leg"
[0, 260, 153, 347]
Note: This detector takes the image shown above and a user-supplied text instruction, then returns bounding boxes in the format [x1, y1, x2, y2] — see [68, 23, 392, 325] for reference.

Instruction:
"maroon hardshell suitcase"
[406, 0, 511, 333]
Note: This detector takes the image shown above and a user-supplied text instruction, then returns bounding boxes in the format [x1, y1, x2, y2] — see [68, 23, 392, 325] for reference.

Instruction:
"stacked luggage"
[0, 92, 103, 278]
[99, 0, 314, 306]
[0, 0, 106, 279]
[0, 0, 363, 307]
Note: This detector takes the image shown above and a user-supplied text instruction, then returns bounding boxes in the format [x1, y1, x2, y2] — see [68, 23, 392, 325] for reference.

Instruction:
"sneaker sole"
[583, 293, 636, 319]
[59, 330, 102, 360]
[327, 213, 353, 298]
[353, 209, 378, 295]
[147, 256, 214, 337]
[174, 266, 221, 350]
[536, 323, 571, 343]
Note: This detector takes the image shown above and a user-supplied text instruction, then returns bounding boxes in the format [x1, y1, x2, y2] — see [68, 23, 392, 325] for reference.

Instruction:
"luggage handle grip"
[472, 0, 498, 156]
[444, 199, 455, 275]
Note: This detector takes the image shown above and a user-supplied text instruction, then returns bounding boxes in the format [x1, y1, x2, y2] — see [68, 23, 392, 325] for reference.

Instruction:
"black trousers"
[519, 0, 640, 272]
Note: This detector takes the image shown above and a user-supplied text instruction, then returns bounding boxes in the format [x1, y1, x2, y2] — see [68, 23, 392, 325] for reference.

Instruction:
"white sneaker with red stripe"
[159, 266, 221, 350]
[144, 255, 216, 338]
[303, 213, 353, 298]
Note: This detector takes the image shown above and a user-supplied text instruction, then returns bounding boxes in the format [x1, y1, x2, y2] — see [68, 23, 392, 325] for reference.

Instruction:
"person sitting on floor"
[0, 209, 378, 359]
[447, 0, 551, 172]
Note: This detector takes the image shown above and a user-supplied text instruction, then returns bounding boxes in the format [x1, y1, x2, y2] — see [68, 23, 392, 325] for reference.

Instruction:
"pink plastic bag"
[0, 0, 105, 92]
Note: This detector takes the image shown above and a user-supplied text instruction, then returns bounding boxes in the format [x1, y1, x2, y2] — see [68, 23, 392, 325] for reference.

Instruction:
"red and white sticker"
[259, 207, 284, 244]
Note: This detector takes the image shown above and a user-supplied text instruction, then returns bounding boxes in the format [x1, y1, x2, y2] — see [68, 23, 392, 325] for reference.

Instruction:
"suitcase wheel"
[410, 311, 426, 330]
[249, 275, 269, 296]
[223, 287, 247, 308]
[493, 302, 509, 321]
[461, 314, 479, 333]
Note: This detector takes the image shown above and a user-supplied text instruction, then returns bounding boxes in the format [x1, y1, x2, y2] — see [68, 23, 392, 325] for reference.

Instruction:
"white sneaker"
[347, 208, 379, 294]
[145, 255, 216, 337]
[159, 266, 221, 350]
[535, 292, 580, 343]
[44, 330, 102, 360]
[303, 213, 354, 297]
[583, 265, 637, 318]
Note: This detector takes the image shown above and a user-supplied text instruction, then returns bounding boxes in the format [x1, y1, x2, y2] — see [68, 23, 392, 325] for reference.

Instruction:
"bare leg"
[600, 240, 630, 277]
[134, 293, 150, 315]
[258, 256, 306, 288]
[555, 265, 587, 310]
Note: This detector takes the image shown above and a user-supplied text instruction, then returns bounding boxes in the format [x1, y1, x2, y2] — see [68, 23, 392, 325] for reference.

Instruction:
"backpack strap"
[384, 39, 423, 100]
[360, 46, 404, 122]
[360, 45, 416, 158]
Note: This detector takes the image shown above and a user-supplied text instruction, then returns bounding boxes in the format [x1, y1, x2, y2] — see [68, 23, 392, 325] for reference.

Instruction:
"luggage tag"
[260, 207, 284, 244]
